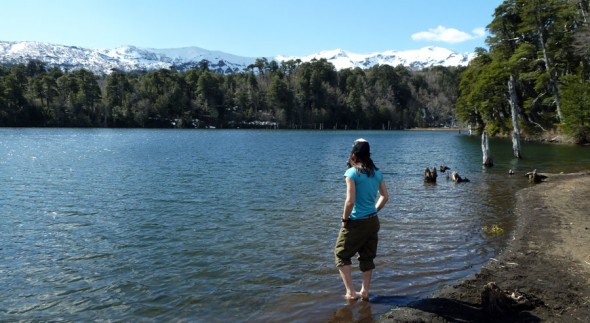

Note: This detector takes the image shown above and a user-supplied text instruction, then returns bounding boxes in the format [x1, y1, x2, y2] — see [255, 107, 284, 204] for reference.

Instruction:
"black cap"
[352, 138, 370, 158]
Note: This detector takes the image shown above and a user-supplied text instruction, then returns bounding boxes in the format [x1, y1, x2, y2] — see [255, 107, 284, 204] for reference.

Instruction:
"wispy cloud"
[411, 26, 486, 43]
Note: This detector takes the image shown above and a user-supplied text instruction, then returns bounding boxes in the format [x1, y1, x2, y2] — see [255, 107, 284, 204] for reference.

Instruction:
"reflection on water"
[1, 129, 589, 322]
[329, 301, 375, 322]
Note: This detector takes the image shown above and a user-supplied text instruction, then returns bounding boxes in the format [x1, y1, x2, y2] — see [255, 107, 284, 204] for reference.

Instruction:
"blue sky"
[1, 0, 503, 57]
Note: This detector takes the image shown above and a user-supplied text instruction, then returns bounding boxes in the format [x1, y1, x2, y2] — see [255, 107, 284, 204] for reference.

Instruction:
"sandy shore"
[381, 172, 590, 322]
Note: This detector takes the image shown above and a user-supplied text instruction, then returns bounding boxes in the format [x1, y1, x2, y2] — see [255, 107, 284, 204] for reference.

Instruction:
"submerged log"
[481, 282, 535, 317]
[451, 171, 470, 183]
[424, 167, 438, 183]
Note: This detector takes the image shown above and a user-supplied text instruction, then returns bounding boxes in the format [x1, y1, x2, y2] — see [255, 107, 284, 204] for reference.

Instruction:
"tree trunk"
[576, 0, 588, 24]
[538, 26, 563, 123]
[508, 75, 522, 158]
[482, 131, 493, 167]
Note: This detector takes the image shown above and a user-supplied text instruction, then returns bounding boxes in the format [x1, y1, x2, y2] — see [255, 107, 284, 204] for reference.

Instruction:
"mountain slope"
[0, 41, 474, 75]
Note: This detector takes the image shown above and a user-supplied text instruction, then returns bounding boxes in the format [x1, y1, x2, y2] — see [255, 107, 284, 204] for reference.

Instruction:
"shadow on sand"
[385, 297, 542, 322]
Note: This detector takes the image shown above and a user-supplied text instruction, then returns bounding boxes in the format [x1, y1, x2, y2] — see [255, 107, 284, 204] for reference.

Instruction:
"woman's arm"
[375, 180, 389, 211]
[342, 177, 355, 226]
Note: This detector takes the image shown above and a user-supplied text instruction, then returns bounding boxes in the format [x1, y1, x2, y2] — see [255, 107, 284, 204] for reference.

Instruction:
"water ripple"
[1, 129, 589, 321]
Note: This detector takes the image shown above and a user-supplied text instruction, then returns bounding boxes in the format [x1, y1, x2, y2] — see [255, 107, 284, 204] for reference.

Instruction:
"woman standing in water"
[334, 138, 389, 301]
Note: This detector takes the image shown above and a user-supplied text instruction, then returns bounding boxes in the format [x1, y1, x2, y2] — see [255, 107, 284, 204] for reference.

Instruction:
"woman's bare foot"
[357, 290, 369, 301]
[344, 293, 358, 301]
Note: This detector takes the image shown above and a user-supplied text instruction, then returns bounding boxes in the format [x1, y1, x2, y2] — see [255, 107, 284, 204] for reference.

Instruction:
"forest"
[1, 0, 589, 143]
[0, 58, 463, 131]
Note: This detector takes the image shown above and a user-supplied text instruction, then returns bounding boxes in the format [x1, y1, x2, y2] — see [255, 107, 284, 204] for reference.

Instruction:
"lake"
[1, 129, 589, 322]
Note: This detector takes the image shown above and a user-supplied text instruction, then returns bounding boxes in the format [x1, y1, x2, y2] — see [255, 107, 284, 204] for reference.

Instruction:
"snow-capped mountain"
[276, 47, 474, 70]
[0, 41, 257, 74]
[0, 41, 475, 75]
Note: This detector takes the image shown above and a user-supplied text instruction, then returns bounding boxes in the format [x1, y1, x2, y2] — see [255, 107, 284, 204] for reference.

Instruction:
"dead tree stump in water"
[451, 171, 470, 183]
[424, 167, 437, 183]
[482, 131, 494, 167]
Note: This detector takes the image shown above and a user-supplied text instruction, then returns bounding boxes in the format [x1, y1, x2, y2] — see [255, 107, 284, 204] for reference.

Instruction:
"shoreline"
[381, 172, 590, 322]
[406, 127, 467, 132]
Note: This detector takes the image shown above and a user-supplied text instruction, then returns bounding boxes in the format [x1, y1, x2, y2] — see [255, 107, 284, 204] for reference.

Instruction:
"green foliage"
[457, 50, 512, 134]
[560, 74, 590, 143]
[482, 224, 504, 236]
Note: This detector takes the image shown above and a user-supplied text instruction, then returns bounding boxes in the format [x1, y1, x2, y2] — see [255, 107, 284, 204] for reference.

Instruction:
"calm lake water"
[1, 129, 589, 322]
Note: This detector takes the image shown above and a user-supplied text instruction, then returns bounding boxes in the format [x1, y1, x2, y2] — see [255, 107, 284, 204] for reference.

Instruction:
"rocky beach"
[382, 172, 590, 322]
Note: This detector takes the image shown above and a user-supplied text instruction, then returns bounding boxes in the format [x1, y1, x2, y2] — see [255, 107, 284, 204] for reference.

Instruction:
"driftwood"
[525, 169, 547, 183]
[450, 171, 470, 183]
[481, 282, 535, 317]
[424, 167, 438, 183]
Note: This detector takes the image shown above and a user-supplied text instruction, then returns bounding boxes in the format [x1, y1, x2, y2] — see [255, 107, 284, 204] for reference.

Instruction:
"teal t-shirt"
[344, 167, 383, 219]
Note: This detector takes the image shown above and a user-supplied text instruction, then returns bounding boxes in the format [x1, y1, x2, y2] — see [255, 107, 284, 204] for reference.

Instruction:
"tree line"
[0, 57, 464, 130]
[457, 0, 590, 143]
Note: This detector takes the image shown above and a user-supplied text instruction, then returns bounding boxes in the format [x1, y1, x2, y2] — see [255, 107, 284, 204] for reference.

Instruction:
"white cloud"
[472, 27, 486, 37]
[411, 25, 486, 44]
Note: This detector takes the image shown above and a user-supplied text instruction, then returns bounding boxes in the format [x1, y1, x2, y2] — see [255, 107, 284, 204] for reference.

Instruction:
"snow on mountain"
[0, 40, 475, 75]
[276, 46, 475, 70]
[0, 41, 258, 74]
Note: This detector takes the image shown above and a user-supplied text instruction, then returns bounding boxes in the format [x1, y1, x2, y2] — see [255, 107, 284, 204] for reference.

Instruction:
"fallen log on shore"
[525, 169, 548, 183]
[481, 282, 536, 317]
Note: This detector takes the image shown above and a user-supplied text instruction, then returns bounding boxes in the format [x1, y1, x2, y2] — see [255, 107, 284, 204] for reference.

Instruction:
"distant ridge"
[0, 40, 475, 75]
